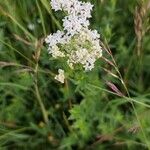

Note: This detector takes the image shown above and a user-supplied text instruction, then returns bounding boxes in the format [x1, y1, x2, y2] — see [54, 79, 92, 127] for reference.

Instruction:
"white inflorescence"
[54, 69, 65, 83]
[46, 0, 102, 82]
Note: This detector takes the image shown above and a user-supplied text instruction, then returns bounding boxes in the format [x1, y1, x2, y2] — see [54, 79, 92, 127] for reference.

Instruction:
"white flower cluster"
[45, 0, 102, 82]
[54, 69, 65, 83]
[67, 28, 102, 70]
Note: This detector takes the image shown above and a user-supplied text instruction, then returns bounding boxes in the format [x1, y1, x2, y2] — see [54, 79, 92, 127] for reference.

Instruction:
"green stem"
[34, 82, 49, 124]
[34, 47, 49, 124]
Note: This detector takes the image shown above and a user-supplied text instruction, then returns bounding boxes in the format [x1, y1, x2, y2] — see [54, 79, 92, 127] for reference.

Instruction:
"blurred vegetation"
[0, 0, 150, 149]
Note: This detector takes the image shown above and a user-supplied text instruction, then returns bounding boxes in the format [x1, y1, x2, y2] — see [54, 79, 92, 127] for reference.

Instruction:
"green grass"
[0, 0, 150, 149]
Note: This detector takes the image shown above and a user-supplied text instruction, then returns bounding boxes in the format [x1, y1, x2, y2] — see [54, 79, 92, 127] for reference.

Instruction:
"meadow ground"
[0, 0, 150, 149]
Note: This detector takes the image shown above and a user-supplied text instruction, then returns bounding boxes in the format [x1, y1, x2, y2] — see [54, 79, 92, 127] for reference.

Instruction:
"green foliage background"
[0, 0, 150, 149]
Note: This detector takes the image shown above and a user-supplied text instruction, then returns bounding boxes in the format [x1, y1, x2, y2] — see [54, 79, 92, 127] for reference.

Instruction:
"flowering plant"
[45, 0, 102, 83]
[44, 1, 150, 149]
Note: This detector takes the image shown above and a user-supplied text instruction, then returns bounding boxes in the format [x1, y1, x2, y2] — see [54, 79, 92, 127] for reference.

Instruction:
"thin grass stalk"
[34, 40, 49, 124]
[102, 41, 150, 149]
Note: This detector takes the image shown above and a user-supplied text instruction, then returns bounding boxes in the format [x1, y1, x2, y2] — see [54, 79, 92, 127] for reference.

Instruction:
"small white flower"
[28, 23, 35, 31]
[63, 15, 83, 36]
[84, 57, 95, 71]
[78, 2, 93, 18]
[45, 30, 65, 46]
[50, 0, 63, 11]
[54, 69, 65, 83]
[84, 63, 94, 71]
[88, 29, 100, 40]
[48, 45, 65, 58]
